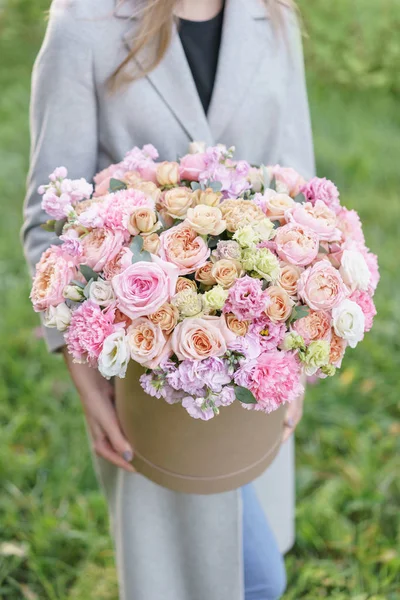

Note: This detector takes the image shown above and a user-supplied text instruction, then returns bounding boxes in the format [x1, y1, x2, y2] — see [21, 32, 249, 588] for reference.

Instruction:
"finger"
[101, 415, 134, 461]
[94, 438, 136, 473]
[282, 424, 294, 443]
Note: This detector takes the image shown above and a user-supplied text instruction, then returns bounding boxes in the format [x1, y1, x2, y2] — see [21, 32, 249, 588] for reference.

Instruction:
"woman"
[22, 0, 314, 598]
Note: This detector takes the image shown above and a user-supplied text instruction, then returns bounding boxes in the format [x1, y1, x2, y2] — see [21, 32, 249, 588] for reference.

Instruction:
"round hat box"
[115, 361, 286, 494]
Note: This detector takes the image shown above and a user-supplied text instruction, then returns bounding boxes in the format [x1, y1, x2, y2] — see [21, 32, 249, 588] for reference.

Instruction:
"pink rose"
[179, 152, 208, 181]
[159, 222, 210, 275]
[286, 200, 341, 242]
[336, 207, 365, 247]
[171, 316, 235, 361]
[127, 317, 172, 368]
[274, 223, 319, 266]
[102, 247, 133, 280]
[31, 246, 77, 312]
[93, 164, 125, 197]
[135, 161, 158, 183]
[292, 310, 332, 344]
[112, 255, 179, 319]
[269, 165, 306, 197]
[349, 290, 376, 332]
[80, 228, 125, 272]
[301, 177, 340, 213]
[298, 260, 348, 311]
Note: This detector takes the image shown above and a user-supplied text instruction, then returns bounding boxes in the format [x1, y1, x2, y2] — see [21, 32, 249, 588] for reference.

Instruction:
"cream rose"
[264, 286, 294, 322]
[148, 302, 179, 334]
[156, 161, 180, 186]
[226, 313, 250, 336]
[171, 315, 235, 361]
[175, 277, 198, 294]
[277, 263, 303, 296]
[264, 190, 295, 222]
[127, 317, 172, 368]
[43, 303, 72, 331]
[162, 187, 193, 219]
[126, 207, 160, 236]
[211, 259, 242, 288]
[88, 279, 116, 307]
[142, 232, 161, 254]
[185, 204, 226, 236]
[191, 187, 222, 207]
[195, 262, 217, 286]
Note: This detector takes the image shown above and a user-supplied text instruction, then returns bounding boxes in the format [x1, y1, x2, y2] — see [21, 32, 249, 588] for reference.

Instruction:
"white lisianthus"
[63, 284, 84, 302]
[88, 279, 115, 307]
[98, 330, 130, 379]
[252, 217, 275, 242]
[332, 299, 365, 348]
[43, 303, 72, 331]
[339, 249, 370, 291]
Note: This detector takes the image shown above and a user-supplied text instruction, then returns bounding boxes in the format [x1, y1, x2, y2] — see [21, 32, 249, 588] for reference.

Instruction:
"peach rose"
[277, 263, 303, 296]
[129, 179, 162, 204]
[159, 222, 210, 275]
[171, 315, 236, 361]
[191, 187, 222, 207]
[264, 190, 295, 223]
[81, 228, 125, 272]
[292, 310, 332, 344]
[329, 331, 347, 368]
[264, 285, 294, 322]
[148, 302, 179, 335]
[226, 313, 250, 336]
[298, 260, 348, 311]
[176, 277, 198, 294]
[195, 262, 217, 286]
[211, 259, 242, 288]
[127, 317, 172, 368]
[156, 161, 180, 186]
[162, 187, 193, 219]
[185, 204, 226, 236]
[31, 246, 77, 312]
[142, 232, 161, 254]
[220, 199, 266, 232]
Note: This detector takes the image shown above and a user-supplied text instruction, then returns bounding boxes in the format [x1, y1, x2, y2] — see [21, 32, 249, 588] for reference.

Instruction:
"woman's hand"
[282, 381, 305, 443]
[63, 349, 136, 473]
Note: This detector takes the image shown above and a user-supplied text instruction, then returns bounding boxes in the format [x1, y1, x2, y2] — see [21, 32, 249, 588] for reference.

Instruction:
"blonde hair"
[111, 0, 294, 88]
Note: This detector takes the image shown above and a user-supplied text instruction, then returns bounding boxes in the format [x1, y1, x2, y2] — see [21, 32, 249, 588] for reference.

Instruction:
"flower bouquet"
[31, 143, 379, 493]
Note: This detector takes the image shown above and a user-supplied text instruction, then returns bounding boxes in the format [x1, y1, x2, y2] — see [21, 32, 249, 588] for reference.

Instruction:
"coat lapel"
[117, 2, 214, 145]
[207, 0, 270, 142]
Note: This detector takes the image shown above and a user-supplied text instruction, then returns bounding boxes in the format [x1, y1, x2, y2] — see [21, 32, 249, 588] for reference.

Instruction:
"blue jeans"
[242, 484, 287, 600]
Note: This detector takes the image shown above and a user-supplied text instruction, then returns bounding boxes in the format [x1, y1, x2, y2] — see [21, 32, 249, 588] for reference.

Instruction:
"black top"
[179, 7, 224, 114]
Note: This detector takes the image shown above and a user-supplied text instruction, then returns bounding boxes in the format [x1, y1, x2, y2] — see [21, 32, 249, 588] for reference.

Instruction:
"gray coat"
[22, 1, 315, 598]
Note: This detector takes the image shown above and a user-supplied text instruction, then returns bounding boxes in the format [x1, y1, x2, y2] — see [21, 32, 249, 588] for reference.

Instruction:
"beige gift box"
[115, 361, 286, 495]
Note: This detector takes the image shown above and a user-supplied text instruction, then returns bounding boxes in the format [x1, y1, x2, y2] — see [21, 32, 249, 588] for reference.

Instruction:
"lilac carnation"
[301, 177, 341, 214]
[223, 275, 268, 320]
[201, 357, 232, 392]
[215, 385, 236, 407]
[167, 360, 208, 395]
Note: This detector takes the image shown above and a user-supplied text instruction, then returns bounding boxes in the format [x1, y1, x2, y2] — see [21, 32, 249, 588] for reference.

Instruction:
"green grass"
[1, 1, 399, 599]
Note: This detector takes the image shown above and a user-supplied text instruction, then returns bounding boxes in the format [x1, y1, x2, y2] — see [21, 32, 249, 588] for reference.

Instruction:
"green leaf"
[109, 178, 127, 193]
[294, 192, 306, 203]
[235, 386, 257, 404]
[269, 176, 277, 191]
[41, 220, 56, 232]
[83, 278, 94, 299]
[131, 250, 152, 263]
[190, 181, 201, 191]
[55, 218, 67, 236]
[208, 236, 219, 249]
[261, 165, 270, 188]
[288, 305, 310, 324]
[79, 265, 100, 282]
[209, 181, 222, 193]
[70, 279, 86, 289]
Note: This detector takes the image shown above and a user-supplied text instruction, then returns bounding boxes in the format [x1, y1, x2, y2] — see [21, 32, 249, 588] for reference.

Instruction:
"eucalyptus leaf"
[71, 279, 86, 289]
[209, 181, 222, 192]
[269, 176, 277, 192]
[130, 235, 144, 254]
[190, 181, 201, 191]
[261, 165, 270, 189]
[288, 305, 310, 324]
[294, 192, 306, 203]
[79, 264, 100, 282]
[131, 250, 152, 263]
[83, 279, 94, 299]
[235, 386, 257, 404]
[109, 178, 127, 193]
[55, 218, 67, 236]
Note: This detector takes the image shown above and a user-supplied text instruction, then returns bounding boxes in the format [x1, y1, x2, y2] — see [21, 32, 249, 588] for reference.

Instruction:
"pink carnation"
[234, 350, 303, 413]
[349, 290, 376, 332]
[223, 276, 268, 321]
[65, 300, 119, 363]
[301, 177, 341, 213]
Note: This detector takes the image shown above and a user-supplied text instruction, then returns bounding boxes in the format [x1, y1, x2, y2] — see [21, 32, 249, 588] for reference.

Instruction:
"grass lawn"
[1, 2, 399, 599]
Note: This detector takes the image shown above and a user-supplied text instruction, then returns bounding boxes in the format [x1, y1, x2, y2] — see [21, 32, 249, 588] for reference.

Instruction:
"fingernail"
[286, 417, 294, 428]
[123, 450, 133, 462]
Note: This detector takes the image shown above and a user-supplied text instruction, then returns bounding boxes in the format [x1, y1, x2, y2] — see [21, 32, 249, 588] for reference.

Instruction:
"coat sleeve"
[21, 2, 98, 352]
[278, 11, 316, 179]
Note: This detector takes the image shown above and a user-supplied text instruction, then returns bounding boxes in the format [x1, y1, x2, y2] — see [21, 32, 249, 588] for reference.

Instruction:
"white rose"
[332, 299, 365, 348]
[339, 249, 370, 291]
[63, 284, 84, 302]
[98, 330, 130, 379]
[43, 303, 72, 332]
[88, 279, 115, 307]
